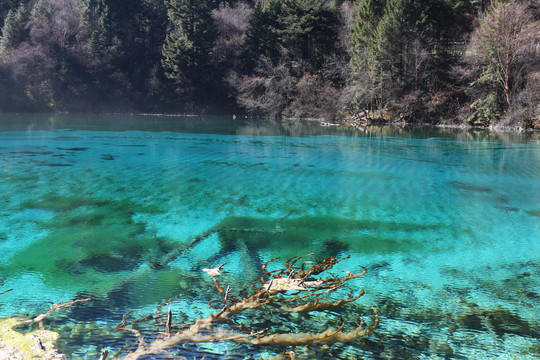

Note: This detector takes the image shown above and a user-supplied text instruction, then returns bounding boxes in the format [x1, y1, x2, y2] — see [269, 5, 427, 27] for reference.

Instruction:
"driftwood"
[118, 254, 378, 359]
[21, 298, 92, 330]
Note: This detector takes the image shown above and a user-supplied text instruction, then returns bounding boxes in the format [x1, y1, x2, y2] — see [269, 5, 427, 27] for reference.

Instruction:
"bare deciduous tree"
[212, 1, 253, 67]
[469, 0, 532, 108]
[227, 58, 296, 119]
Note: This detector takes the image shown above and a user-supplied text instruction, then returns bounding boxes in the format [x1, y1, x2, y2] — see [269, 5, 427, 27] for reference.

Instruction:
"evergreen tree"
[350, 0, 454, 110]
[79, 0, 168, 110]
[245, 0, 282, 64]
[0, 3, 28, 51]
[246, 0, 339, 70]
[161, 0, 218, 82]
[351, 0, 386, 49]
[0, 0, 27, 28]
[350, 0, 387, 109]
[81, 0, 110, 54]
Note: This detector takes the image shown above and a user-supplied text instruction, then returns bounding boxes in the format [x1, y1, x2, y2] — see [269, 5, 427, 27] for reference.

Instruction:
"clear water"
[0, 114, 539, 359]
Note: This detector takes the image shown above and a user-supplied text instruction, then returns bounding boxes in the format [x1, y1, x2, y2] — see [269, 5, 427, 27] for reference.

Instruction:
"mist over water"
[0, 114, 539, 359]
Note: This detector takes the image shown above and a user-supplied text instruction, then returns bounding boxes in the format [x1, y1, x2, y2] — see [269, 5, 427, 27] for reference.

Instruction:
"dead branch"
[24, 298, 91, 330]
[278, 290, 365, 313]
[131, 315, 155, 325]
[0, 276, 12, 296]
[261, 256, 282, 282]
[203, 261, 228, 277]
[119, 255, 377, 360]
[296, 255, 350, 278]
[115, 315, 146, 348]
[240, 308, 379, 347]
[156, 297, 177, 319]
[32, 334, 45, 351]
[286, 253, 315, 273]
[0, 288, 13, 296]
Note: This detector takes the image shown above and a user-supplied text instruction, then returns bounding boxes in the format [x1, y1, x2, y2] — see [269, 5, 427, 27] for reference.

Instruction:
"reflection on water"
[0, 114, 539, 359]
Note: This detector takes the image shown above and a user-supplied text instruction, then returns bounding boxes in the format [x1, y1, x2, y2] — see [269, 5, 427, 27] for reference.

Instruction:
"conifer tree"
[0, 0, 27, 28]
[245, 0, 281, 64]
[350, 0, 450, 110]
[350, 0, 387, 109]
[279, 0, 338, 68]
[161, 0, 218, 82]
[0, 3, 28, 51]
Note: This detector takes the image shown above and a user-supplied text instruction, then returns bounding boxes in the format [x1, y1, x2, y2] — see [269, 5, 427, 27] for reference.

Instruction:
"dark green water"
[0, 114, 538, 359]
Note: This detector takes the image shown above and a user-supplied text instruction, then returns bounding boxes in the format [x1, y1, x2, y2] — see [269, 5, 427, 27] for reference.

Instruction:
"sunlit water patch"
[0, 114, 539, 359]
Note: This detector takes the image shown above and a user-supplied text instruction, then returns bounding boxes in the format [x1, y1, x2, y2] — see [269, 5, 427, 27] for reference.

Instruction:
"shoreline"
[1, 111, 539, 134]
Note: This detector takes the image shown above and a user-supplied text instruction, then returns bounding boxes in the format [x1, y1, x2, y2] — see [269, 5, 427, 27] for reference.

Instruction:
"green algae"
[0, 317, 64, 359]
[5, 194, 171, 292]
[20, 193, 160, 214]
[20, 193, 103, 213]
[213, 215, 445, 259]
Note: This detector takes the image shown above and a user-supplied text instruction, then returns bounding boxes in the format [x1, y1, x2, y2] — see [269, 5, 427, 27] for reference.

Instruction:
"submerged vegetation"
[0, 0, 538, 129]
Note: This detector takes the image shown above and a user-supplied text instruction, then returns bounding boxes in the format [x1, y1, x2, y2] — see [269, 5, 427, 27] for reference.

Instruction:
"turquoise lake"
[0, 114, 539, 359]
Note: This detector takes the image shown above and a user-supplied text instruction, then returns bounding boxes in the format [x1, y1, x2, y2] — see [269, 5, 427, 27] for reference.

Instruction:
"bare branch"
[115, 315, 146, 349]
[120, 255, 377, 360]
[287, 253, 315, 273]
[202, 261, 228, 277]
[261, 256, 281, 282]
[278, 290, 365, 313]
[0, 288, 13, 296]
[26, 298, 91, 330]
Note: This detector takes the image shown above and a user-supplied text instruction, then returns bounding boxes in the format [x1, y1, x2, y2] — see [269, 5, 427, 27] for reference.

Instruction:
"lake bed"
[0, 114, 539, 359]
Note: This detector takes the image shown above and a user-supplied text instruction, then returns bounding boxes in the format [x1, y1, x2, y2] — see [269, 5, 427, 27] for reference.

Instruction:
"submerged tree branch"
[24, 298, 92, 330]
[119, 254, 377, 359]
[0, 288, 13, 296]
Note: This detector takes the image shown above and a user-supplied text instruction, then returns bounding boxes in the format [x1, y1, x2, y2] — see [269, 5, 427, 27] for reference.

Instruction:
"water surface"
[0, 114, 539, 359]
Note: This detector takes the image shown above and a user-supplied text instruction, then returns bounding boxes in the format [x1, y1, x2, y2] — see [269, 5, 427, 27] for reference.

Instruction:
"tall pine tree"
[161, 0, 217, 82]
[0, 3, 28, 51]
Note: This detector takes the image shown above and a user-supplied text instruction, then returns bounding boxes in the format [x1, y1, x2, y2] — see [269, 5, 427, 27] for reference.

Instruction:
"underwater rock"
[5, 195, 171, 299]
[67, 294, 115, 322]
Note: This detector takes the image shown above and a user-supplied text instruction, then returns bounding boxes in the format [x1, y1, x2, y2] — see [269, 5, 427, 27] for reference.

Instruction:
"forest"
[0, 0, 539, 129]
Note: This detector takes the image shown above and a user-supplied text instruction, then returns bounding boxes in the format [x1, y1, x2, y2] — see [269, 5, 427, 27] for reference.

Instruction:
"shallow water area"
[0, 114, 539, 359]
